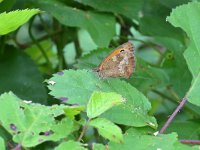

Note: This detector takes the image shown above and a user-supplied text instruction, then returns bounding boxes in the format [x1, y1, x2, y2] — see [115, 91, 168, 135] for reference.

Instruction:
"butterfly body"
[94, 41, 136, 78]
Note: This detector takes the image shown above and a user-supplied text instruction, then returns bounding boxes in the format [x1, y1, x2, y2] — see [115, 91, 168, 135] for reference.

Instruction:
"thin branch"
[38, 14, 51, 34]
[77, 118, 91, 142]
[159, 97, 188, 134]
[0, 36, 6, 58]
[74, 36, 82, 59]
[28, 17, 51, 67]
[15, 29, 62, 49]
[11, 144, 21, 150]
[52, 19, 66, 70]
[180, 140, 200, 145]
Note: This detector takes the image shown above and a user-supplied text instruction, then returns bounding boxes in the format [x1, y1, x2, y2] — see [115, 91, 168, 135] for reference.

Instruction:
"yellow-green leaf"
[87, 91, 125, 118]
[89, 118, 123, 143]
[0, 9, 40, 35]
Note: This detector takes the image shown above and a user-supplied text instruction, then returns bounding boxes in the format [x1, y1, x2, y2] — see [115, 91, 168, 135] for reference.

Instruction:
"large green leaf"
[143, 0, 171, 17]
[0, 9, 40, 35]
[35, 0, 115, 47]
[76, 0, 144, 20]
[139, 16, 184, 43]
[0, 137, 5, 150]
[47, 69, 157, 127]
[160, 0, 190, 8]
[55, 140, 86, 150]
[167, 2, 200, 106]
[92, 143, 106, 150]
[64, 105, 85, 120]
[109, 128, 197, 150]
[0, 46, 47, 103]
[87, 91, 125, 118]
[0, 0, 15, 12]
[89, 118, 123, 143]
[0, 92, 76, 148]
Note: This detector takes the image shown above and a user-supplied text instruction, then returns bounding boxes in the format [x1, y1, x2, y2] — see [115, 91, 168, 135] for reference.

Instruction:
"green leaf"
[142, 0, 170, 17]
[109, 128, 196, 150]
[35, 0, 115, 47]
[0, 0, 15, 12]
[87, 91, 125, 118]
[173, 142, 198, 150]
[160, 0, 190, 9]
[167, 2, 200, 106]
[0, 9, 40, 35]
[0, 46, 47, 103]
[0, 137, 5, 150]
[76, 0, 144, 20]
[140, 16, 184, 43]
[78, 29, 98, 55]
[89, 118, 123, 143]
[0, 0, 16, 13]
[48, 69, 157, 127]
[0, 92, 76, 148]
[55, 140, 86, 150]
[64, 105, 85, 120]
[92, 143, 106, 150]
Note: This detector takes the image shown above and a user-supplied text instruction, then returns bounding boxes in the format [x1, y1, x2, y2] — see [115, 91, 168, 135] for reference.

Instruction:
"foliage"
[0, 0, 200, 150]
[0, 9, 40, 35]
[167, 2, 200, 106]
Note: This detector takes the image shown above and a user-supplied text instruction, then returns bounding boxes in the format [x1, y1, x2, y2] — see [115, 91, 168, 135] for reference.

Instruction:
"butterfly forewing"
[94, 41, 135, 78]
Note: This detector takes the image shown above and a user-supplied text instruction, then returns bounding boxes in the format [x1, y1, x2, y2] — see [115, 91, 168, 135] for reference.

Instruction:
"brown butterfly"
[93, 41, 136, 78]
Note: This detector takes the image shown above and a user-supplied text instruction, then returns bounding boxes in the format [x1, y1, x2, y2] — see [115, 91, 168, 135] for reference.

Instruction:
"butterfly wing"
[95, 42, 135, 78]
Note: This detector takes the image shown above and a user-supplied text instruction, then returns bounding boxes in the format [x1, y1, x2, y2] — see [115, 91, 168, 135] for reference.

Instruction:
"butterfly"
[93, 41, 136, 78]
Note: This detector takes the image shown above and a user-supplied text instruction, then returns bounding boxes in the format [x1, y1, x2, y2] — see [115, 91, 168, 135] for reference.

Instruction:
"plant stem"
[38, 14, 51, 34]
[159, 97, 188, 134]
[0, 35, 6, 58]
[180, 140, 200, 145]
[74, 37, 82, 59]
[12, 144, 21, 150]
[28, 17, 51, 67]
[15, 29, 62, 49]
[52, 19, 67, 70]
[77, 118, 91, 142]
